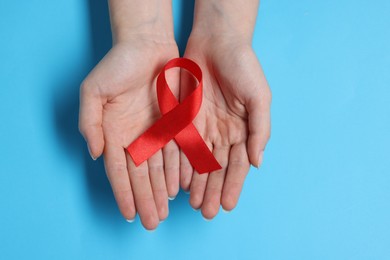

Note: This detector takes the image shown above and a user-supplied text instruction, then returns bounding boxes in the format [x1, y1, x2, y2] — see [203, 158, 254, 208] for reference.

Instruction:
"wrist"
[187, 32, 252, 54]
[191, 0, 259, 43]
[109, 0, 175, 45]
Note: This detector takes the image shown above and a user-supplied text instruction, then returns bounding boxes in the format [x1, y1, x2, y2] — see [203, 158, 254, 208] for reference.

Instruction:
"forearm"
[109, 0, 174, 43]
[191, 0, 259, 43]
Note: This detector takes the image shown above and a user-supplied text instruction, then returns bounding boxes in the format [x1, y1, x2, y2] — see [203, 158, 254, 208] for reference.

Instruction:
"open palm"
[180, 37, 271, 219]
[79, 39, 180, 230]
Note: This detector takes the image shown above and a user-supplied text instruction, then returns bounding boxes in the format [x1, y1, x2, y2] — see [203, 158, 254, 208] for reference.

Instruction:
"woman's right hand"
[79, 0, 180, 230]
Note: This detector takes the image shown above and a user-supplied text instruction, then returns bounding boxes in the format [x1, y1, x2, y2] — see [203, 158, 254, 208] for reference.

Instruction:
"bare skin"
[79, 0, 271, 229]
[181, 0, 271, 219]
[79, 0, 180, 230]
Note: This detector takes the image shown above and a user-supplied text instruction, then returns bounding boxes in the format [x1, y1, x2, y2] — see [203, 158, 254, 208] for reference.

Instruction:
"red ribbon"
[127, 58, 221, 174]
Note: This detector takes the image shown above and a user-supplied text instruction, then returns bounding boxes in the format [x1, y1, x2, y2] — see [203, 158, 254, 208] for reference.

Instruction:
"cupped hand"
[79, 37, 180, 230]
[181, 36, 271, 219]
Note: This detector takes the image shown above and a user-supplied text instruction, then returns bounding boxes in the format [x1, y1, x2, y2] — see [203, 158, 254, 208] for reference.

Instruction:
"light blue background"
[1, 0, 389, 259]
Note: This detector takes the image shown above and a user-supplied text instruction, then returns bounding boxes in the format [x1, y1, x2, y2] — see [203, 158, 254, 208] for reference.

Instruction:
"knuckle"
[78, 121, 87, 136]
[113, 186, 132, 196]
[206, 185, 222, 194]
[148, 164, 164, 174]
[191, 178, 208, 190]
[164, 164, 179, 173]
[129, 167, 148, 177]
[106, 162, 127, 176]
[80, 79, 90, 92]
[212, 166, 227, 175]
[229, 159, 249, 168]
[78, 123, 85, 135]
[151, 187, 167, 196]
[164, 146, 179, 156]
[180, 164, 193, 175]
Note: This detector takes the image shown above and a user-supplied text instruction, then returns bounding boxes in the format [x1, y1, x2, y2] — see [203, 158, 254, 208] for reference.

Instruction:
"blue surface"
[1, 0, 389, 259]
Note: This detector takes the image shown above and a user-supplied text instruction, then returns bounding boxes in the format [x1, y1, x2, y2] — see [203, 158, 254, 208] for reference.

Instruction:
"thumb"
[247, 91, 271, 168]
[78, 82, 105, 160]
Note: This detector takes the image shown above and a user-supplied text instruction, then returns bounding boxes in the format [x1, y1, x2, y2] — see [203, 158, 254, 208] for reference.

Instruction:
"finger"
[221, 143, 250, 211]
[147, 150, 169, 221]
[201, 146, 230, 220]
[189, 170, 209, 210]
[163, 140, 180, 199]
[247, 87, 271, 167]
[127, 153, 159, 230]
[180, 151, 193, 192]
[103, 143, 136, 221]
[79, 82, 105, 160]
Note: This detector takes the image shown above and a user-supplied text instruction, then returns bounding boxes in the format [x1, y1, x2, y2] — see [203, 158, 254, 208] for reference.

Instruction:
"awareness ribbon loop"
[127, 58, 222, 174]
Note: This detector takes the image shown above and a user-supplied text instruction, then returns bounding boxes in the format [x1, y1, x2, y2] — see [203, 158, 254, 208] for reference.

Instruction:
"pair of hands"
[79, 32, 271, 230]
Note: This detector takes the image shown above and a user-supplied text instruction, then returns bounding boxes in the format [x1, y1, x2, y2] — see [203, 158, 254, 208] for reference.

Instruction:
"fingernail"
[184, 190, 190, 195]
[146, 228, 156, 233]
[87, 145, 97, 161]
[159, 220, 165, 224]
[257, 150, 264, 168]
[126, 218, 135, 223]
[222, 208, 231, 214]
[168, 196, 176, 201]
[202, 216, 212, 222]
[192, 207, 200, 212]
